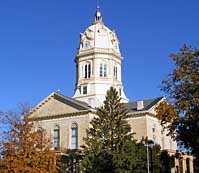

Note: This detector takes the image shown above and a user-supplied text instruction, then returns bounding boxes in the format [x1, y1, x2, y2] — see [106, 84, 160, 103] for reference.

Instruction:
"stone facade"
[29, 93, 176, 152]
[128, 114, 177, 151]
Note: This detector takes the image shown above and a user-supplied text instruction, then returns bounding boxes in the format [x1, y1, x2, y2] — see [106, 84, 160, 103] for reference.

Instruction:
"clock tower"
[73, 7, 128, 107]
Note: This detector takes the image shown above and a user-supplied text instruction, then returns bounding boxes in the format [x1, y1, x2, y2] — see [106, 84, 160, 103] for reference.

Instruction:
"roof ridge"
[144, 97, 163, 110]
[53, 92, 90, 109]
[127, 96, 163, 104]
[124, 96, 164, 113]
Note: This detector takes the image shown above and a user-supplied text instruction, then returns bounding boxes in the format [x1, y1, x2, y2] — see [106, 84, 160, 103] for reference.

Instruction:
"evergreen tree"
[133, 139, 162, 173]
[133, 142, 147, 173]
[81, 87, 135, 173]
[151, 144, 162, 173]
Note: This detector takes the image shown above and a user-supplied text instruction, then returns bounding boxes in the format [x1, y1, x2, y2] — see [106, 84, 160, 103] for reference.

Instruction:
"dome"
[78, 7, 120, 53]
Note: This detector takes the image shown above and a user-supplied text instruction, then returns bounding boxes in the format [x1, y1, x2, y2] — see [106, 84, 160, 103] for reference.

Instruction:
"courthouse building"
[29, 7, 194, 173]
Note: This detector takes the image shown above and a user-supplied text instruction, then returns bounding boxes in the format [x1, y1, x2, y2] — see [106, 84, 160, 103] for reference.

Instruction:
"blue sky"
[0, 0, 199, 110]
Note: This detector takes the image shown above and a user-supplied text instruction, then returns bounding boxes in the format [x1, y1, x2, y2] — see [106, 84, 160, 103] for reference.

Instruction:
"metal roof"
[124, 97, 163, 113]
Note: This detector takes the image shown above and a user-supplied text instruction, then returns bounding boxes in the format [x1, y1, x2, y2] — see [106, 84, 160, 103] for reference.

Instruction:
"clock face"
[84, 40, 90, 48]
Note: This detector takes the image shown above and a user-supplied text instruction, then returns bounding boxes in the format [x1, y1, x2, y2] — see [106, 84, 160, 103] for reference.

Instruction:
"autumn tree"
[0, 106, 60, 173]
[81, 87, 135, 173]
[156, 44, 199, 170]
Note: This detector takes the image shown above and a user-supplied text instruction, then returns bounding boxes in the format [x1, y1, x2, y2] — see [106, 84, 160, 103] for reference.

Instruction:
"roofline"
[147, 96, 165, 112]
[54, 92, 90, 110]
[28, 92, 90, 115]
[124, 96, 165, 113]
[29, 92, 56, 115]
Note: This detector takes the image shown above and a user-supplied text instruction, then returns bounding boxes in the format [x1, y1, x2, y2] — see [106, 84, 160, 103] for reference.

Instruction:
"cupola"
[73, 7, 128, 108]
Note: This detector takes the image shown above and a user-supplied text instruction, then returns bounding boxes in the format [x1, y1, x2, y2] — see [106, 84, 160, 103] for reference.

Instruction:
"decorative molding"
[76, 48, 121, 60]
[29, 110, 91, 121]
[128, 111, 157, 118]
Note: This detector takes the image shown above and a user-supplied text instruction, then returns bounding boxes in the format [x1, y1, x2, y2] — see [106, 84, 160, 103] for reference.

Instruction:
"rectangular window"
[71, 127, 78, 149]
[88, 64, 91, 78]
[85, 65, 87, 78]
[104, 64, 107, 77]
[100, 64, 103, 77]
[114, 66, 117, 79]
[83, 86, 87, 95]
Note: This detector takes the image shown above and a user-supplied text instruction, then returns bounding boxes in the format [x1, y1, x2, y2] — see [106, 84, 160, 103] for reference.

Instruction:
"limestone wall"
[128, 114, 177, 151]
[34, 113, 93, 149]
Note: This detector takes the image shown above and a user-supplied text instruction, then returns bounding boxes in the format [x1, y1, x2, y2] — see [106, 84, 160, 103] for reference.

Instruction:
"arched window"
[71, 123, 78, 149]
[84, 63, 91, 78]
[100, 63, 107, 77]
[53, 125, 60, 149]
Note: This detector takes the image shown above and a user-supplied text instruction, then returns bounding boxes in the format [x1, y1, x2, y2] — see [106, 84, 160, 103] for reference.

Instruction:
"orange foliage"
[155, 100, 179, 138]
[0, 114, 60, 173]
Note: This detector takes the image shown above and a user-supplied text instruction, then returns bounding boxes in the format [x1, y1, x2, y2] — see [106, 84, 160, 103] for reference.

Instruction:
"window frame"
[84, 62, 91, 79]
[83, 86, 87, 95]
[53, 125, 60, 149]
[114, 66, 117, 80]
[99, 63, 108, 77]
[71, 123, 78, 149]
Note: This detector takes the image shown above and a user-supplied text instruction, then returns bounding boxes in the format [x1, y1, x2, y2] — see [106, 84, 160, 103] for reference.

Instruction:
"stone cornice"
[29, 110, 91, 122]
[29, 107, 157, 122]
[76, 48, 122, 61]
[77, 78, 122, 85]
[127, 111, 157, 118]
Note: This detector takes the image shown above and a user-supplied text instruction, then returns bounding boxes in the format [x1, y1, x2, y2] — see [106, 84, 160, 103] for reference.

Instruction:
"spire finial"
[93, 5, 103, 24]
[96, 2, 99, 9]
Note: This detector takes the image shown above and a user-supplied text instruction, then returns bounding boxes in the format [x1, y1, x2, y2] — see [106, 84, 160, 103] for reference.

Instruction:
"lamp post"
[145, 142, 154, 173]
[146, 143, 150, 173]
[150, 145, 153, 173]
